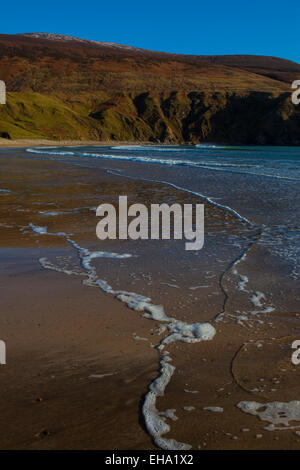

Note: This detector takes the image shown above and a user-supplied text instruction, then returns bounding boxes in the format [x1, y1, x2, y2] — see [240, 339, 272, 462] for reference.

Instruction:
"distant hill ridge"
[0, 33, 299, 144]
[18, 32, 146, 51]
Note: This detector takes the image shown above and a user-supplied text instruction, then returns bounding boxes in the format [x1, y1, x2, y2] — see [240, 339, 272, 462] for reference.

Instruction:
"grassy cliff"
[0, 33, 300, 144]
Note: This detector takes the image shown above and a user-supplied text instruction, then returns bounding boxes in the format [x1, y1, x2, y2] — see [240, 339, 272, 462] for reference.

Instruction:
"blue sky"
[1, 0, 299, 63]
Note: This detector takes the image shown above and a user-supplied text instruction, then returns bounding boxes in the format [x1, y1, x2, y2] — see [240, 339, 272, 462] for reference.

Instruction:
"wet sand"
[1, 147, 300, 449]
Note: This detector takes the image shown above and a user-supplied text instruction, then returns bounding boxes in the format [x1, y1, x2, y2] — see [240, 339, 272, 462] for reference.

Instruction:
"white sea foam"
[237, 401, 300, 431]
[250, 291, 266, 307]
[83, 152, 190, 166]
[80, 152, 255, 172]
[195, 144, 227, 149]
[29, 223, 48, 234]
[203, 406, 223, 413]
[26, 148, 75, 156]
[224, 251, 276, 324]
[115, 292, 216, 348]
[189, 285, 210, 290]
[111, 145, 183, 152]
[250, 307, 275, 315]
[116, 293, 170, 322]
[159, 409, 178, 421]
[89, 373, 115, 378]
[160, 322, 216, 348]
[39, 207, 97, 216]
[160, 282, 179, 288]
[27, 223, 68, 237]
[132, 334, 148, 342]
[39, 257, 83, 276]
[156, 325, 167, 335]
[25, 148, 256, 174]
[29, 221, 216, 450]
[25, 146, 300, 181]
[39, 211, 63, 216]
[143, 355, 191, 450]
[84, 250, 133, 261]
[237, 275, 249, 291]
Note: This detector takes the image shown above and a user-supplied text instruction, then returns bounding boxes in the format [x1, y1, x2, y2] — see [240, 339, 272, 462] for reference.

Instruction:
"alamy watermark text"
[0, 80, 6, 105]
[96, 196, 204, 251]
[0, 341, 6, 365]
[292, 80, 300, 105]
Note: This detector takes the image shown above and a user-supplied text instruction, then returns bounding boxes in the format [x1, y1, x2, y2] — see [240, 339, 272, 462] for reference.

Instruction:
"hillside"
[0, 33, 299, 144]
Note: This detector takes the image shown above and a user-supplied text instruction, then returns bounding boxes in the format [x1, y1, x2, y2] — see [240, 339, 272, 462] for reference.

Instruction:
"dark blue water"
[27, 144, 300, 182]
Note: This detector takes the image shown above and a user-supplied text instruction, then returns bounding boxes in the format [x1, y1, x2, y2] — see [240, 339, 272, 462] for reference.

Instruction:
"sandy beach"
[0, 145, 300, 450]
[1, 0, 300, 457]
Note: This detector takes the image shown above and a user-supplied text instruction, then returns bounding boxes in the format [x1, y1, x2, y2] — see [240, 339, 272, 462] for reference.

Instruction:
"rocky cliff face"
[89, 90, 300, 145]
[0, 33, 299, 144]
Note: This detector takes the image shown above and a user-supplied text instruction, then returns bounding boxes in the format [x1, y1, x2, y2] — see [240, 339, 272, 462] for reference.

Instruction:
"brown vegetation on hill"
[0, 33, 299, 144]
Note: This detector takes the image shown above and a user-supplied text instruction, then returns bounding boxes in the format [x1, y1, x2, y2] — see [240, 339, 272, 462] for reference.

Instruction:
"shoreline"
[0, 139, 173, 149]
[2, 138, 300, 149]
[0, 146, 300, 449]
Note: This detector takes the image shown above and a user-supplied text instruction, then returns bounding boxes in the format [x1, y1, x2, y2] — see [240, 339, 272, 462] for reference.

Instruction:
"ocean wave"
[25, 147, 254, 170]
[82, 152, 254, 170]
[111, 145, 184, 152]
[195, 144, 228, 149]
[26, 148, 75, 156]
[113, 144, 226, 151]
[26, 147, 300, 181]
